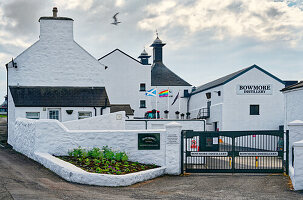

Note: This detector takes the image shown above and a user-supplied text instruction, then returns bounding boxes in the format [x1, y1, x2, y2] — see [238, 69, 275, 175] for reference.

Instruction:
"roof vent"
[52, 7, 58, 17]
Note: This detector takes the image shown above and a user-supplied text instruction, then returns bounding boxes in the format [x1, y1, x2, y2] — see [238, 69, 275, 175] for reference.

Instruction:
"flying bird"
[111, 12, 121, 25]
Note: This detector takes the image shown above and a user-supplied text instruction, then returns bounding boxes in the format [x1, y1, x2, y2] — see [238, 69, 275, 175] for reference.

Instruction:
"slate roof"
[281, 81, 303, 92]
[192, 64, 285, 94]
[9, 86, 110, 107]
[110, 104, 134, 115]
[151, 62, 191, 86]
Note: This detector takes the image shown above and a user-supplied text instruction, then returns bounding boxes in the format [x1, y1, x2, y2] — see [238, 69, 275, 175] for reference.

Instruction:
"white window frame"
[26, 112, 40, 119]
[48, 108, 61, 121]
[78, 111, 92, 120]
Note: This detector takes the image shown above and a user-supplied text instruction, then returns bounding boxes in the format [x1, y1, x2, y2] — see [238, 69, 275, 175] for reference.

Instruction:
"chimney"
[53, 7, 58, 17]
[39, 7, 74, 42]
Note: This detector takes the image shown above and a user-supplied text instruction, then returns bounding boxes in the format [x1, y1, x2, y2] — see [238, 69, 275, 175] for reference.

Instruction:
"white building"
[6, 8, 110, 144]
[98, 49, 151, 118]
[281, 81, 303, 128]
[188, 65, 286, 131]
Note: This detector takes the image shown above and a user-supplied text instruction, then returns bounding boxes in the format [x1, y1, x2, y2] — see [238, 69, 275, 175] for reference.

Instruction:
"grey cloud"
[226, 1, 243, 13]
[3, 0, 48, 36]
[266, 7, 284, 18]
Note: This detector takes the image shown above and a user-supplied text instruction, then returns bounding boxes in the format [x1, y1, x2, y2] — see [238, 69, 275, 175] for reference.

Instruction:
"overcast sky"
[1, 0, 303, 101]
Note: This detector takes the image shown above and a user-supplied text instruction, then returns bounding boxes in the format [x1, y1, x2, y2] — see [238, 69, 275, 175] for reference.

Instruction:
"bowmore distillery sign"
[236, 84, 273, 95]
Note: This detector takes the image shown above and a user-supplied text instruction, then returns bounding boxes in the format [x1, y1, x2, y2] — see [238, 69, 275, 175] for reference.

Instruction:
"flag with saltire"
[159, 90, 169, 97]
[171, 92, 179, 105]
[145, 88, 157, 96]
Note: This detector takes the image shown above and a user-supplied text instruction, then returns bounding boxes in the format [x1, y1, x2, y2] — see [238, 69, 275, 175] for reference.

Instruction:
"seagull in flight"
[111, 12, 121, 25]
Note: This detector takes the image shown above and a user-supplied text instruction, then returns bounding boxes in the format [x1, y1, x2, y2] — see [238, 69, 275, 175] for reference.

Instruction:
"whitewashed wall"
[288, 120, 303, 190]
[99, 50, 151, 118]
[189, 67, 285, 131]
[125, 119, 205, 131]
[189, 85, 223, 130]
[7, 19, 106, 87]
[14, 107, 110, 122]
[283, 88, 303, 128]
[151, 86, 192, 119]
[7, 18, 109, 142]
[12, 118, 182, 174]
[223, 68, 285, 131]
[63, 111, 126, 130]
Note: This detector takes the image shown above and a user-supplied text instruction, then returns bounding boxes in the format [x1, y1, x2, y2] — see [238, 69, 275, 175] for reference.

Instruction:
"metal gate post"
[232, 135, 235, 173]
[285, 130, 289, 175]
[181, 130, 184, 174]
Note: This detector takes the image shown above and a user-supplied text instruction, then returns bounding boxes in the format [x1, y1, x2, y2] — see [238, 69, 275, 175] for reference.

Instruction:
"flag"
[145, 88, 156, 96]
[171, 92, 179, 105]
[159, 90, 169, 97]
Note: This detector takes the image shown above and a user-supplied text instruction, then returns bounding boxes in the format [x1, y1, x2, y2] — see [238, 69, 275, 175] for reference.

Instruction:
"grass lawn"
[0, 115, 7, 118]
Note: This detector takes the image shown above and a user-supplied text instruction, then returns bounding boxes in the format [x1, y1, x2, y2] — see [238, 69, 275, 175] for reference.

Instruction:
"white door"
[48, 109, 61, 121]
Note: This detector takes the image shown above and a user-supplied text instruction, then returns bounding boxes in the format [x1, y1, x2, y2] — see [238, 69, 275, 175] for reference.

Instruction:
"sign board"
[138, 133, 160, 150]
[236, 84, 273, 95]
[239, 152, 278, 156]
[191, 152, 228, 157]
[167, 134, 179, 144]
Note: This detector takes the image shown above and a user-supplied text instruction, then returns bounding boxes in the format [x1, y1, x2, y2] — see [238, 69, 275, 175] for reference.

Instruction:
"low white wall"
[63, 111, 126, 130]
[288, 120, 303, 190]
[126, 119, 205, 131]
[13, 118, 166, 166]
[34, 152, 166, 187]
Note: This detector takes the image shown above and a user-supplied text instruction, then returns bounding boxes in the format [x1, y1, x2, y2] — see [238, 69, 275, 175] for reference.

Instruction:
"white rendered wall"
[125, 119, 205, 131]
[14, 106, 110, 122]
[99, 50, 151, 118]
[222, 68, 285, 131]
[63, 111, 126, 130]
[13, 119, 182, 171]
[189, 85, 223, 130]
[288, 121, 303, 190]
[150, 86, 192, 119]
[284, 88, 303, 128]
[7, 19, 106, 87]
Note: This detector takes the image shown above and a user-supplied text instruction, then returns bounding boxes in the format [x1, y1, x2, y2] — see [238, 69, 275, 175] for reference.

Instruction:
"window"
[78, 111, 92, 120]
[217, 91, 221, 96]
[184, 89, 189, 97]
[26, 112, 40, 119]
[250, 105, 260, 115]
[49, 109, 60, 121]
[140, 100, 146, 108]
[140, 83, 146, 91]
[206, 92, 211, 99]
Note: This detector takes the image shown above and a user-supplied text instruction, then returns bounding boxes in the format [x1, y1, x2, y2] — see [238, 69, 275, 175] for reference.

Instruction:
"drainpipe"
[93, 107, 97, 116]
[100, 98, 108, 115]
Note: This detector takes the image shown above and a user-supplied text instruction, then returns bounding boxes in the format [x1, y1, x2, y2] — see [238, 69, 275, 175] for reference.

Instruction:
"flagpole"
[156, 87, 158, 119]
[178, 89, 181, 115]
[167, 87, 170, 119]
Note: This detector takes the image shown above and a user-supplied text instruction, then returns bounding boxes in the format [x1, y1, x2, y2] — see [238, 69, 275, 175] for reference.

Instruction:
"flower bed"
[56, 146, 159, 175]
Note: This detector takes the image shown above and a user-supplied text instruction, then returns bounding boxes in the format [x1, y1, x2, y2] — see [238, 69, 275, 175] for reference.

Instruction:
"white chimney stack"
[39, 7, 74, 42]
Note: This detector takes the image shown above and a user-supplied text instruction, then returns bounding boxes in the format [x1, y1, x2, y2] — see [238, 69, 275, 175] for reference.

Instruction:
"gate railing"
[181, 130, 289, 174]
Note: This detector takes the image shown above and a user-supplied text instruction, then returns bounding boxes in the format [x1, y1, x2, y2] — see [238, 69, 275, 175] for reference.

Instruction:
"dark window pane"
[140, 83, 146, 91]
[140, 100, 146, 108]
[250, 105, 259, 115]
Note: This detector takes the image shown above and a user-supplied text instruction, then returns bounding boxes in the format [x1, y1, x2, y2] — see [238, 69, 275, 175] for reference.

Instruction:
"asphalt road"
[0, 146, 303, 200]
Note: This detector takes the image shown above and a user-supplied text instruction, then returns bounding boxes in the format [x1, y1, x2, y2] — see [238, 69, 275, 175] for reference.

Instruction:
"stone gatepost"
[165, 122, 182, 175]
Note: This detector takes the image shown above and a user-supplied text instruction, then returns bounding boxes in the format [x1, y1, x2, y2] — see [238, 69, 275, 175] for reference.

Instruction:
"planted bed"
[56, 146, 159, 175]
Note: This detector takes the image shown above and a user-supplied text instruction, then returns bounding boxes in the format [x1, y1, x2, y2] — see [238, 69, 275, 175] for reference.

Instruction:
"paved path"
[0, 147, 302, 200]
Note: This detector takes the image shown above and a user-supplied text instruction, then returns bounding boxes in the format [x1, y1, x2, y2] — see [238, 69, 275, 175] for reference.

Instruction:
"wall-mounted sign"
[236, 84, 273, 95]
[191, 152, 228, 156]
[167, 134, 179, 144]
[239, 152, 278, 156]
[138, 133, 160, 150]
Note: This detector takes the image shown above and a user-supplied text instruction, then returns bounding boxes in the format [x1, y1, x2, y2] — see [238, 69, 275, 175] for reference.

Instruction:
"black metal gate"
[181, 130, 289, 173]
